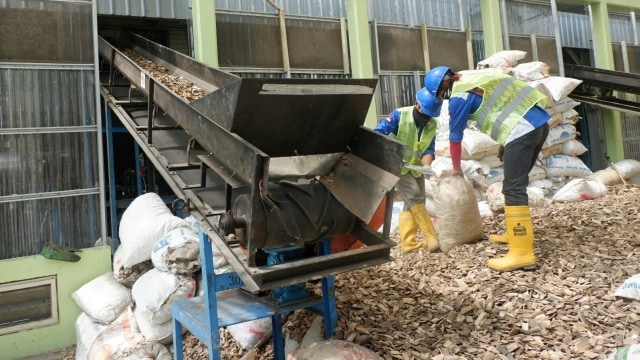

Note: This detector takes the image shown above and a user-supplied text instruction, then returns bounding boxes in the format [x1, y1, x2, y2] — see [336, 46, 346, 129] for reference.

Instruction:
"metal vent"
[0, 276, 58, 335]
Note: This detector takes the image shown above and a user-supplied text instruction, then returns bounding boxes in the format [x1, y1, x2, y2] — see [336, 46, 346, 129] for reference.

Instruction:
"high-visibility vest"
[391, 106, 437, 177]
[452, 73, 547, 145]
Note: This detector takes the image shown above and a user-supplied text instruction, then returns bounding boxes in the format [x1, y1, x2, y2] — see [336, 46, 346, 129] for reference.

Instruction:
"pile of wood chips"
[63, 184, 637, 359]
[86, 50, 640, 359]
[176, 184, 640, 360]
[173, 184, 639, 360]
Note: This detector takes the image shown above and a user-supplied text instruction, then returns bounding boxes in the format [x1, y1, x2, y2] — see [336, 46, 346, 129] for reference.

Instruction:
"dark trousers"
[502, 124, 549, 206]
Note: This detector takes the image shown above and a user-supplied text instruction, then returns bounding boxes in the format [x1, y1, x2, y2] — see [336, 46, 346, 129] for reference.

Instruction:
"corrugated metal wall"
[0, 0, 103, 259]
[97, 0, 189, 19]
[559, 11, 590, 49]
[93, 0, 640, 163]
[610, 11, 635, 44]
[217, 0, 346, 18]
[506, 1, 554, 37]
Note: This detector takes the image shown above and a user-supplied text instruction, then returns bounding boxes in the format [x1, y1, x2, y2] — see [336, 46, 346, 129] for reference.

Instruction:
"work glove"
[41, 242, 82, 262]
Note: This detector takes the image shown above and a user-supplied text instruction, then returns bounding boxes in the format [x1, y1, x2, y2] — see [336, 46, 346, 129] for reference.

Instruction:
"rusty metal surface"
[319, 153, 398, 224]
[99, 33, 399, 292]
[193, 78, 378, 157]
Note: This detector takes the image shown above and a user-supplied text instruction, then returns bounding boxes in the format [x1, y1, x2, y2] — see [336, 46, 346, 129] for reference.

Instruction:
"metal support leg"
[272, 314, 285, 360]
[172, 319, 184, 360]
[318, 239, 338, 338]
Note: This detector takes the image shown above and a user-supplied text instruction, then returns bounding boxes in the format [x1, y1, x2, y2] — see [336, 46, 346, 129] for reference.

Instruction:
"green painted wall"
[0, 246, 112, 359]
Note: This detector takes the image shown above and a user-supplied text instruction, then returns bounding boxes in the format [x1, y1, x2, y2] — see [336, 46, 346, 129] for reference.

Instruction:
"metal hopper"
[99, 31, 404, 292]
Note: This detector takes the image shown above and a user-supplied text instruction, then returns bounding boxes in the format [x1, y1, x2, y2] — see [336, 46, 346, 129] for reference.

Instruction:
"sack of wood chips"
[287, 339, 381, 360]
[71, 272, 133, 324]
[607, 344, 640, 360]
[614, 273, 640, 301]
[433, 175, 483, 252]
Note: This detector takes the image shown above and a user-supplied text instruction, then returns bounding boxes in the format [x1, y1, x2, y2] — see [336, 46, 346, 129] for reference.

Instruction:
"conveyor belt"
[99, 31, 405, 292]
[564, 64, 640, 116]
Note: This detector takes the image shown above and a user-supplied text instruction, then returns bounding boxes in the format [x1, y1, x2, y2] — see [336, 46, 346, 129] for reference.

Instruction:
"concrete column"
[590, 2, 624, 161]
[192, 0, 218, 67]
[346, 0, 377, 128]
[480, 0, 504, 56]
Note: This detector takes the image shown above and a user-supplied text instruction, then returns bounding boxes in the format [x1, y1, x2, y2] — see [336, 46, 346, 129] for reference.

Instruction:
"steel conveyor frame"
[98, 32, 403, 293]
[564, 64, 640, 116]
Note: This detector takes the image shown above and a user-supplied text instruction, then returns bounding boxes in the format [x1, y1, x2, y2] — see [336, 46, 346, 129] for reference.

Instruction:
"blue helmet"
[424, 66, 455, 97]
[416, 87, 441, 117]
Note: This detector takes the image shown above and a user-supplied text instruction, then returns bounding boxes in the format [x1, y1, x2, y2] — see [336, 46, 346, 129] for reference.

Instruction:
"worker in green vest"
[374, 88, 441, 254]
[424, 66, 550, 271]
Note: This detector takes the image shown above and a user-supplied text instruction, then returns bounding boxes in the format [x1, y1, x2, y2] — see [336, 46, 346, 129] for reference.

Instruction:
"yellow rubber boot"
[489, 213, 511, 244]
[399, 211, 424, 253]
[487, 205, 536, 271]
[409, 204, 440, 253]
[489, 233, 508, 244]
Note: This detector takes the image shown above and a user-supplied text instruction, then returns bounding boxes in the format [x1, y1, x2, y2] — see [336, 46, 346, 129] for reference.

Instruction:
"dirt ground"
[60, 185, 640, 360]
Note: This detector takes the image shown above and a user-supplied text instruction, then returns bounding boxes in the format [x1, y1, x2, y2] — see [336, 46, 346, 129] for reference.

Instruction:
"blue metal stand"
[172, 228, 337, 360]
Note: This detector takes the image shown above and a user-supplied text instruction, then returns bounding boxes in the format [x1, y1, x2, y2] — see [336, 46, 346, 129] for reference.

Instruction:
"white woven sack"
[228, 318, 273, 350]
[543, 124, 577, 148]
[477, 50, 527, 69]
[485, 182, 545, 212]
[478, 154, 503, 169]
[431, 157, 490, 187]
[462, 129, 500, 160]
[433, 176, 483, 252]
[151, 227, 201, 275]
[629, 173, 640, 185]
[117, 193, 190, 269]
[133, 306, 175, 345]
[532, 82, 556, 110]
[435, 139, 475, 160]
[612, 159, 640, 179]
[607, 344, 640, 360]
[528, 179, 553, 195]
[530, 76, 583, 101]
[75, 312, 108, 360]
[288, 340, 382, 360]
[528, 165, 547, 182]
[540, 143, 563, 158]
[131, 268, 196, 325]
[560, 108, 580, 125]
[71, 272, 133, 325]
[589, 169, 623, 186]
[547, 112, 564, 128]
[614, 273, 640, 301]
[551, 178, 607, 202]
[545, 154, 592, 178]
[547, 97, 580, 115]
[511, 61, 550, 81]
[87, 307, 145, 360]
[485, 167, 504, 186]
[562, 139, 588, 157]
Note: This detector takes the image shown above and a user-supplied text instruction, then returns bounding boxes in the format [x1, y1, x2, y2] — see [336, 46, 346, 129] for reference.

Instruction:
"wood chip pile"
[122, 49, 206, 102]
[61, 185, 640, 359]
[78, 50, 640, 359]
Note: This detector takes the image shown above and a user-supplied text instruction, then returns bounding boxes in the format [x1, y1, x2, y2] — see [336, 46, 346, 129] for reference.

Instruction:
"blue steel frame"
[171, 227, 338, 360]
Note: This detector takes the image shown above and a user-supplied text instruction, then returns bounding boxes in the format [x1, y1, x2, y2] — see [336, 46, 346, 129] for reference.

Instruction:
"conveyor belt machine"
[98, 32, 403, 293]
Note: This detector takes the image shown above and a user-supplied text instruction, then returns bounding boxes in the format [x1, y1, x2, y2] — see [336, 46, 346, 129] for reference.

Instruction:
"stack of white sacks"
[70, 192, 243, 360]
[426, 50, 640, 216]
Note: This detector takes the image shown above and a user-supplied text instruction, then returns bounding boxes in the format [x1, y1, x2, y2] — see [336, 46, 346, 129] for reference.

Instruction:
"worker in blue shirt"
[374, 88, 441, 254]
[424, 66, 550, 271]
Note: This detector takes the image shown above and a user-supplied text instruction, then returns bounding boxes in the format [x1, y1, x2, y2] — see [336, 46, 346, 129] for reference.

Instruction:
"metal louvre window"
[0, 276, 58, 336]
